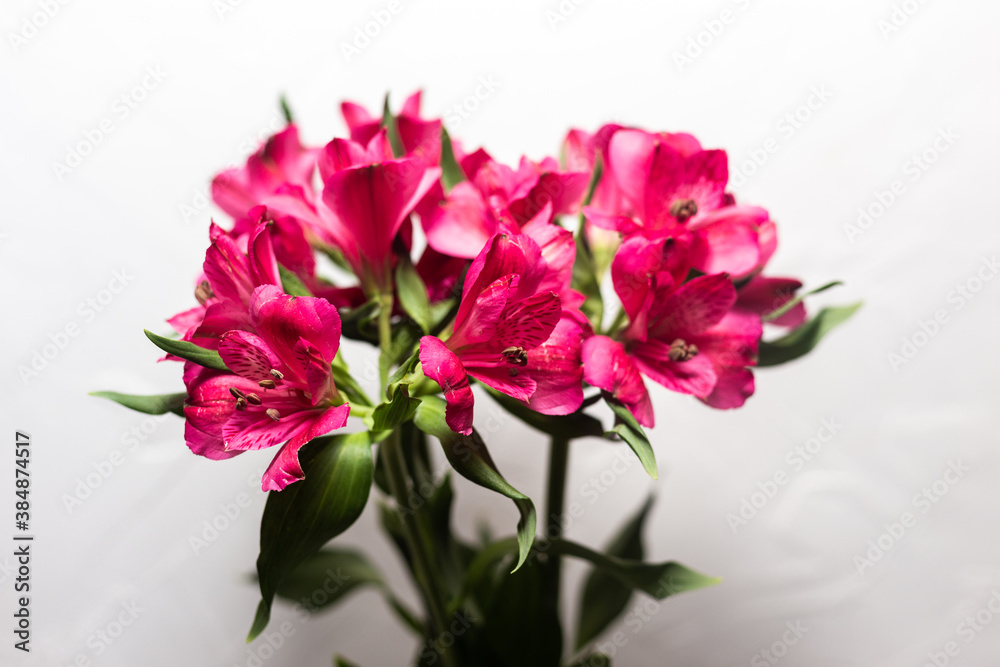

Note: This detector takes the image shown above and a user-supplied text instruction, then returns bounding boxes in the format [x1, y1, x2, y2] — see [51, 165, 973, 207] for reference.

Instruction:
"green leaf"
[485, 388, 605, 440]
[248, 432, 374, 641]
[480, 558, 563, 667]
[278, 264, 313, 297]
[414, 396, 537, 573]
[440, 127, 465, 192]
[550, 538, 720, 600]
[90, 391, 185, 417]
[758, 302, 862, 367]
[330, 351, 374, 408]
[340, 300, 380, 343]
[602, 392, 657, 479]
[279, 94, 294, 124]
[144, 329, 229, 371]
[335, 657, 359, 667]
[273, 548, 384, 612]
[369, 385, 421, 432]
[763, 280, 842, 323]
[395, 257, 433, 333]
[576, 497, 653, 649]
[572, 233, 604, 331]
[381, 94, 405, 158]
[386, 349, 420, 390]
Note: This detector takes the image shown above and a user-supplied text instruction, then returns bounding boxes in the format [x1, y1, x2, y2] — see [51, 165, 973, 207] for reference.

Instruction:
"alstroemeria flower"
[189, 285, 351, 491]
[316, 131, 441, 293]
[581, 127, 771, 279]
[168, 220, 281, 347]
[212, 124, 320, 219]
[584, 237, 760, 426]
[419, 234, 584, 434]
[422, 149, 589, 259]
[341, 90, 443, 165]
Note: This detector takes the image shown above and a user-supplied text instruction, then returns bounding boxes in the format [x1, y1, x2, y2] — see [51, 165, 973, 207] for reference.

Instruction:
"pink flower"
[185, 285, 350, 491]
[341, 90, 443, 165]
[421, 149, 589, 259]
[419, 234, 584, 434]
[320, 134, 441, 293]
[583, 237, 761, 426]
[212, 125, 319, 220]
[168, 220, 281, 348]
[581, 127, 771, 280]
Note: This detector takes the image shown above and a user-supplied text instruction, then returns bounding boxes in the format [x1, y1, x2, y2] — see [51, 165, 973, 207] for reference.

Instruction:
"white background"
[2, 0, 999, 665]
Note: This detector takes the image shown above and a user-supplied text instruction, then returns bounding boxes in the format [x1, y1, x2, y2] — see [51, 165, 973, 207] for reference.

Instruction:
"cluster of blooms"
[165, 91, 807, 492]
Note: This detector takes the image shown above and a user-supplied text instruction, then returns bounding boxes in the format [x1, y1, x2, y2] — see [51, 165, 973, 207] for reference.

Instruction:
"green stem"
[382, 430, 458, 667]
[377, 291, 394, 397]
[544, 436, 570, 617]
[375, 288, 457, 667]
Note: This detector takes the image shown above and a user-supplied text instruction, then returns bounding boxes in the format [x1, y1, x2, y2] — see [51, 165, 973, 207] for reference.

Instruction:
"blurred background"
[2, 0, 998, 664]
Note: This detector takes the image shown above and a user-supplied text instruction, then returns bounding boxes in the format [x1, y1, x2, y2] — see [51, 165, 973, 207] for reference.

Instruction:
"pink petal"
[608, 129, 656, 214]
[203, 224, 254, 305]
[581, 335, 654, 427]
[736, 276, 806, 328]
[494, 292, 562, 351]
[521, 217, 576, 296]
[524, 317, 584, 416]
[249, 285, 342, 373]
[260, 404, 351, 491]
[647, 273, 736, 339]
[630, 339, 718, 399]
[218, 330, 283, 382]
[422, 181, 497, 259]
[322, 161, 441, 270]
[701, 368, 755, 409]
[420, 336, 475, 435]
[466, 363, 536, 402]
[450, 275, 517, 349]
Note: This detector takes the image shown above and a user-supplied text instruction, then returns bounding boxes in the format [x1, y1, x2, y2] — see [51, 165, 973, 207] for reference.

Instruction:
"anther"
[269, 369, 284, 380]
[667, 338, 699, 362]
[194, 281, 214, 306]
[235, 398, 248, 411]
[258, 379, 276, 389]
[229, 387, 246, 400]
[266, 408, 281, 421]
[501, 346, 528, 367]
[245, 393, 262, 406]
[669, 198, 698, 222]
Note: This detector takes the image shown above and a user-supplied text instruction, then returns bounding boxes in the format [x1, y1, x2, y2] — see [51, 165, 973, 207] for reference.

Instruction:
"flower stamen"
[667, 338, 699, 362]
[669, 198, 698, 222]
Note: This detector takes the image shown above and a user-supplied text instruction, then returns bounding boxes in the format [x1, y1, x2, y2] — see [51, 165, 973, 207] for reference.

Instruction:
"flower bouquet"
[95, 91, 858, 666]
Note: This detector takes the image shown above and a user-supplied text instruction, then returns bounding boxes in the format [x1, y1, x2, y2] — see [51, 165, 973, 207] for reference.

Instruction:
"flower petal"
[419, 336, 475, 435]
[524, 317, 584, 416]
[260, 404, 351, 491]
[582, 335, 654, 427]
